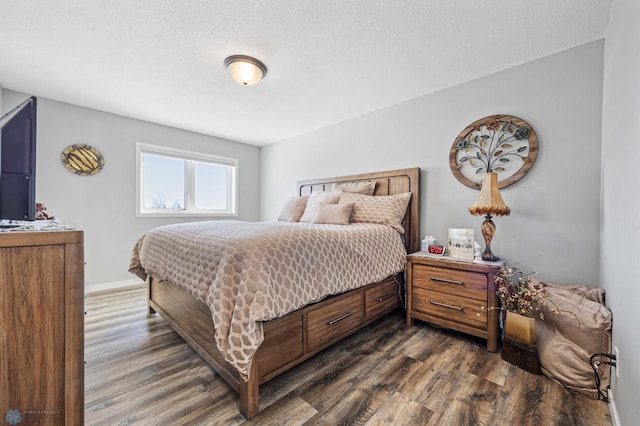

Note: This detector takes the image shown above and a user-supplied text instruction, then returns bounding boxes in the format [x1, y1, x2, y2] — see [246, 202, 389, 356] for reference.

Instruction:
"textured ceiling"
[0, 1, 611, 146]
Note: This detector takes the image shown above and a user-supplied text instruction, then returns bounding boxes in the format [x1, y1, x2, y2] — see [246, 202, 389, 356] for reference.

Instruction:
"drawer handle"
[376, 294, 392, 302]
[327, 311, 353, 325]
[429, 300, 464, 311]
[430, 276, 464, 285]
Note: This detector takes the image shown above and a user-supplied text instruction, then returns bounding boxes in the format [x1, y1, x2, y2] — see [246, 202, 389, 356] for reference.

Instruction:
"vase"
[502, 311, 541, 374]
[504, 311, 536, 345]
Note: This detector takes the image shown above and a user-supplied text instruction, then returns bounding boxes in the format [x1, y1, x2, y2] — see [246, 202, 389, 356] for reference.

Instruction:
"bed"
[128, 167, 420, 419]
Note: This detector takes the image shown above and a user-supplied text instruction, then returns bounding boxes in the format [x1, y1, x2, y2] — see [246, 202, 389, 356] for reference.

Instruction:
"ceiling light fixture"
[224, 55, 267, 86]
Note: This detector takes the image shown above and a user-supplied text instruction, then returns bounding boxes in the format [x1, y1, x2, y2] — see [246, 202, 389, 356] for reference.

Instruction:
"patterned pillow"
[299, 191, 342, 222]
[332, 180, 376, 195]
[277, 196, 309, 222]
[339, 192, 412, 233]
[312, 203, 355, 225]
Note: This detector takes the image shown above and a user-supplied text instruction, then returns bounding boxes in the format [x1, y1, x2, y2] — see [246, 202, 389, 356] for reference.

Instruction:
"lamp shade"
[224, 55, 267, 86]
[468, 172, 511, 216]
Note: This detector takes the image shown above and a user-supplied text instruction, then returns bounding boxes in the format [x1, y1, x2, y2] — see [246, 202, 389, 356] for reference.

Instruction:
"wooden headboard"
[297, 167, 421, 254]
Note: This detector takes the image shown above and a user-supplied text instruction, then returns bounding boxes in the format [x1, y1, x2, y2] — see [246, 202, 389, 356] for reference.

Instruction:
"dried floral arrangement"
[494, 265, 583, 327]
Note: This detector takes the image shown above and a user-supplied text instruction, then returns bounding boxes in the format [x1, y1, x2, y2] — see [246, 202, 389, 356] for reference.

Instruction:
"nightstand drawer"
[308, 292, 364, 351]
[412, 264, 487, 301]
[412, 287, 487, 329]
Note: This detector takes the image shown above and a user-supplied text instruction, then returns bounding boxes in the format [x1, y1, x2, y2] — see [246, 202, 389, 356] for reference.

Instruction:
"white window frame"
[136, 142, 238, 217]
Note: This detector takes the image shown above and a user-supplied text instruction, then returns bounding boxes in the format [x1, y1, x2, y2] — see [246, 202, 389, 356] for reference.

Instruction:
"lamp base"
[481, 214, 499, 262]
[481, 251, 500, 262]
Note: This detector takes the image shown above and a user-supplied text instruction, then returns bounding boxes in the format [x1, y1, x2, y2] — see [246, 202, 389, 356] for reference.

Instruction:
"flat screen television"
[0, 96, 37, 226]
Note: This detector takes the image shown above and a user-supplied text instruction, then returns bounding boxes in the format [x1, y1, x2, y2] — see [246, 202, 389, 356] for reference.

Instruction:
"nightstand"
[406, 253, 502, 352]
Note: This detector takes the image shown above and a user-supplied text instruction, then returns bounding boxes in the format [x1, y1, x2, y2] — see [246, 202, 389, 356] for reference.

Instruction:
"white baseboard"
[86, 278, 145, 295]
[608, 389, 621, 426]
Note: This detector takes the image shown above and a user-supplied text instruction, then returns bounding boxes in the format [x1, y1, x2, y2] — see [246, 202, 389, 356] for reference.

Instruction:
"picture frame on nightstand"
[447, 228, 475, 260]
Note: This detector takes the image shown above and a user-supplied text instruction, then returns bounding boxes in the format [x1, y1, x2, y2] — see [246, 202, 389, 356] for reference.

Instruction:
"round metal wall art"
[61, 144, 105, 176]
[449, 114, 538, 189]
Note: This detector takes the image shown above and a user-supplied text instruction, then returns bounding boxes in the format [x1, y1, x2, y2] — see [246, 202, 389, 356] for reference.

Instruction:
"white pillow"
[276, 196, 309, 222]
[299, 191, 342, 222]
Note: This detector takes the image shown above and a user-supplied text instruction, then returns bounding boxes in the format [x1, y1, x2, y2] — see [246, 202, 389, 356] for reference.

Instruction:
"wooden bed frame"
[146, 167, 420, 419]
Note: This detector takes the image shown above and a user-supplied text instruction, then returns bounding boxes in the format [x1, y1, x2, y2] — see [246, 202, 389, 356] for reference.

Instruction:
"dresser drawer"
[365, 280, 399, 320]
[307, 292, 364, 351]
[412, 287, 487, 329]
[412, 264, 487, 301]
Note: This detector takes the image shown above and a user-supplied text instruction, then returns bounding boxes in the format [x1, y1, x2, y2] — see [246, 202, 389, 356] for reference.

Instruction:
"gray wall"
[601, 0, 640, 423]
[262, 41, 604, 286]
[1, 90, 261, 286]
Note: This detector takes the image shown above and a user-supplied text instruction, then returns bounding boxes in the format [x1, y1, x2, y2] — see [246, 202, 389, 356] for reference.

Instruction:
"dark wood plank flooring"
[85, 285, 612, 425]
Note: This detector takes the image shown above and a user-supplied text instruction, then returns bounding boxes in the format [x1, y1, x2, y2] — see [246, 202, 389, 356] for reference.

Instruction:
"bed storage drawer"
[258, 314, 303, 379]
[307, 292, 364, 351]
[365, 279, 399, 320]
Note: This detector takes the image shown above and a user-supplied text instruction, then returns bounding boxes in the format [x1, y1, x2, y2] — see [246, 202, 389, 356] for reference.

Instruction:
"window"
[136, 142, 237, 217]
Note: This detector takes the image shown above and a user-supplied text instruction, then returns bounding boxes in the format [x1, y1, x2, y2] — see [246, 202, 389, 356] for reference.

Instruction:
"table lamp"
[468, 172, 511, 261]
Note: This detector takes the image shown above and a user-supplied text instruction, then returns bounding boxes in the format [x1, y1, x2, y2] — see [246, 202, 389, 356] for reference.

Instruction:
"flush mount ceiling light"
[224, 55, 267, 86]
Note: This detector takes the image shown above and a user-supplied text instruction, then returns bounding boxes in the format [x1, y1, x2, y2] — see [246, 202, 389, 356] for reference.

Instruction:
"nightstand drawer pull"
[327, 311, 353, 325]
[430, 276, 464, 285]
[429, 300, 464, 311]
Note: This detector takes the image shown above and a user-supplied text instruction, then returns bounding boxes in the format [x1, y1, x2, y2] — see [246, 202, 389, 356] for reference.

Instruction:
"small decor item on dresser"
[447, 228, 474, 260]
[427, 244, 445, 255]
[421, 235, 437, 251]
[473, 241, 483, 261]
[35, 202, 55, 220]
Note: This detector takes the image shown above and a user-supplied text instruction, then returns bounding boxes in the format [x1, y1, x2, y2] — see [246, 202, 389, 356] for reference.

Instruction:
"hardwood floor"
[85, 285, 612, 425]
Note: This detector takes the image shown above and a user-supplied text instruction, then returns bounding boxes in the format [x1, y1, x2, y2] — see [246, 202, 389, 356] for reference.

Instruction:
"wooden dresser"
[406, 253, 501, 352]
[0, 230, 84, 425]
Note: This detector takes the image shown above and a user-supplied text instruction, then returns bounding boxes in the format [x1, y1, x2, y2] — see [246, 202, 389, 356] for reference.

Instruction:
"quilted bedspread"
[128, 220, 407, 379]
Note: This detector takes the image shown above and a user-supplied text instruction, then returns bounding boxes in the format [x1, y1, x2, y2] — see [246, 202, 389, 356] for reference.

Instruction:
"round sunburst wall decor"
[449, 114, 538, 189]
[61, 144, 105, 176]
